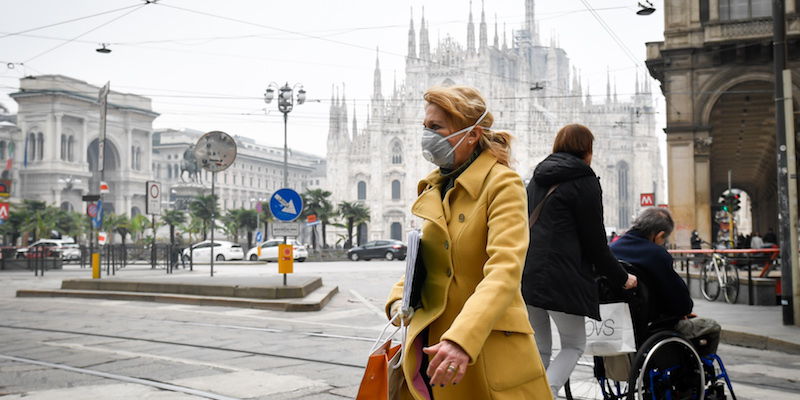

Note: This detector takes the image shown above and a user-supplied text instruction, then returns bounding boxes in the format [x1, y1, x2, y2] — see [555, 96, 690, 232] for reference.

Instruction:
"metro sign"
[640, 193, 655, 207]
[0, 202, 8, 220]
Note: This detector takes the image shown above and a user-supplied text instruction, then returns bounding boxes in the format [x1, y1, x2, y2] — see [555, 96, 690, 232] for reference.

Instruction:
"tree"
[302, 188, 334, 249]
[130, 214, 151, 244]
[102, 212, 131, 245]
[339, 201, 360, 249]
[238, 208, 258, 249]
[163, 209, 186, 245]
[220, 209, 241, 242]
[189, 194, 218, 240]
[352, 202, 371, 246]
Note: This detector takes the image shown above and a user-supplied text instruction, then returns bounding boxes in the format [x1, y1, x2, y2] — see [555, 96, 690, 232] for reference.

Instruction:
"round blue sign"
[270, 188, 303, 222]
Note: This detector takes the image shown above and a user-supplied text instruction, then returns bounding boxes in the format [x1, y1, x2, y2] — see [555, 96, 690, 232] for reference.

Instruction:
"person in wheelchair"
[609, 207, 721, 354]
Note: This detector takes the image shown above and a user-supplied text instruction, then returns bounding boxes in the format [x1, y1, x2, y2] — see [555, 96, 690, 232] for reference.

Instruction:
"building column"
[709, 0, 719, 21]
[667, 134, 704, 248]
[124, 194, 132, 218]
[54, 113, 63, 161]
[693, 133, 712, 246]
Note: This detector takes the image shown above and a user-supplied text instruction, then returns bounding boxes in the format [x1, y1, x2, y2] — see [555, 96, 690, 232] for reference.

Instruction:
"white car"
[246, 239, 308, 262]
[182, 240, 244, 262]
[16, 239, 81, 261]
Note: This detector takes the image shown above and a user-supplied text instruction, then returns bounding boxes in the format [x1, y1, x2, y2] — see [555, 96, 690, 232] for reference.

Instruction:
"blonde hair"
[424, 85, 514, 167]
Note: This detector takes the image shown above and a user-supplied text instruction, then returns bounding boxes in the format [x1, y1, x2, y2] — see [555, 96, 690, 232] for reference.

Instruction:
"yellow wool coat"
[386, 151, 552, 400]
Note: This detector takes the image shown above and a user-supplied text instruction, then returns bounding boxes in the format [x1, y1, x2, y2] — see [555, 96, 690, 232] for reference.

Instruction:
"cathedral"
[327, 0, 664, 243]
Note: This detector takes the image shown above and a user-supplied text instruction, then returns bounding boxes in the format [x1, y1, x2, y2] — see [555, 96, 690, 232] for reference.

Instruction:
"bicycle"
[699, 243, 739, 303]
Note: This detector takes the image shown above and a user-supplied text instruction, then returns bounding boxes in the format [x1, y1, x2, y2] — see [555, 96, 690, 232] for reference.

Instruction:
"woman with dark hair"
[522, 123, 637, 397]
[386, 85, 551, 400]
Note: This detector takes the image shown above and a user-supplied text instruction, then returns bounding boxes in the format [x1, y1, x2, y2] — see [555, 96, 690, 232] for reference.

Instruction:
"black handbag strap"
[529, 184, 559, 228]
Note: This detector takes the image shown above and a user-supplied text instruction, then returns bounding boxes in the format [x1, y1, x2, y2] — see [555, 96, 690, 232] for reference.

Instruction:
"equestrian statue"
[180, 145, 202, 184]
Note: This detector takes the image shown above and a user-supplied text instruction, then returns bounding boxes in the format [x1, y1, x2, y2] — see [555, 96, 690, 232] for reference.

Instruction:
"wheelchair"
[563, 262, 736, 400]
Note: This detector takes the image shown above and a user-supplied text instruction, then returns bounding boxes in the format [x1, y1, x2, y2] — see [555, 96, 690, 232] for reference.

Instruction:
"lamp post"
[264, 82, 306, 189]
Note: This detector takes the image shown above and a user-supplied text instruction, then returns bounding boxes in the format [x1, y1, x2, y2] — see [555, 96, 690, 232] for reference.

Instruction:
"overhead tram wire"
[23, 3, 151, 64]
[0, 3, 145, 41]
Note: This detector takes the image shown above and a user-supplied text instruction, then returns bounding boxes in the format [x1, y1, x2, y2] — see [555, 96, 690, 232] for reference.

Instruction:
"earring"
[469, 140, 473, 144]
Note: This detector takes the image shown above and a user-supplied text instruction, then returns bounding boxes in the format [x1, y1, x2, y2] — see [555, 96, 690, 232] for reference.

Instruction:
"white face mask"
[421, 109, 489, 169]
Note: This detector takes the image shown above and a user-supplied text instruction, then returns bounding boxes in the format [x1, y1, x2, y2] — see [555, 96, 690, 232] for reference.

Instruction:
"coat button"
[447, 268, 452, 277]
[444, 241, 449, 249]
[458, 214, 465, 222]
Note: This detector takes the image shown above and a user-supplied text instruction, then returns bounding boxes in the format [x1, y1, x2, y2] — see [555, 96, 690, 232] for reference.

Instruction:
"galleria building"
[0, 0, 664, 246]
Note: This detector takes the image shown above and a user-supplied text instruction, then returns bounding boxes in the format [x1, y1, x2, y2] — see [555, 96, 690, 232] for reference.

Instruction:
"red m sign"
[640, 193, 655, 207]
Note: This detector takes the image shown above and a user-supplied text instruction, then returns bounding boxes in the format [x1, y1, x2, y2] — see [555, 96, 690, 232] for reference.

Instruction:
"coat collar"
[417, 150, 498, 199]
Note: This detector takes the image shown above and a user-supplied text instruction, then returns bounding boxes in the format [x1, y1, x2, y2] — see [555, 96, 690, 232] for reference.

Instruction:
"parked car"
[347, 239, 407, 261]
[182, 240, 244, 262]
[246, 239, 308, 262]
[16, 239, 80, 261]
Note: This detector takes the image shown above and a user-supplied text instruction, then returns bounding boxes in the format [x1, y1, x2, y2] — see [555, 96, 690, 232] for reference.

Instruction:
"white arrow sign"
[274, 193, 297, 215]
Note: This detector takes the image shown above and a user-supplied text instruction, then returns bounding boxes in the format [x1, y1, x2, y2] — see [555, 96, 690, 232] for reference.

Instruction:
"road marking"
[349, 289, 387, 319]
[0, 353, 242, 400]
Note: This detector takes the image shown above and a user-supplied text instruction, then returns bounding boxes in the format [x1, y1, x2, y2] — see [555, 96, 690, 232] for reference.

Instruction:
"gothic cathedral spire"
[467, 1, 475, 54]
[408, 8, 416, 60]
[526, 0, 539, 46]
[419, 7, 430, 60]
[479, 0, 487, 53]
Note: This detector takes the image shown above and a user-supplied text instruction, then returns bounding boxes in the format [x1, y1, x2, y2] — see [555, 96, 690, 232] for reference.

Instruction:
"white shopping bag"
[584, 302, 637, 356]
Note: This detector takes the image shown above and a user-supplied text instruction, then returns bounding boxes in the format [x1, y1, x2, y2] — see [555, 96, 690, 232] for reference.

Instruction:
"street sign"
[87, 203, 98, 218]
[146, 181, 161, 215]
[0, 179, 10, 198]
[278, 244, 293, 274]
[100, 181, 109, 194]
[98, 231, 107, 246]
[93, 200, 103, 229]
[306, 214, 320, 227]
[256, 231, 262, 242]
[82, 194, 101, 202]
[640, 193, 654, 207]
[98, 141, 105, 172]
[270, 188, 303, 222]
[0, 202, 8, 220]
[271, 222, 299, 237]
[256, 201, 263, 213]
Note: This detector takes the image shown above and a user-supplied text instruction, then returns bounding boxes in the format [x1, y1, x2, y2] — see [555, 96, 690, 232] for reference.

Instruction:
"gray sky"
[0, 0, 665, 157]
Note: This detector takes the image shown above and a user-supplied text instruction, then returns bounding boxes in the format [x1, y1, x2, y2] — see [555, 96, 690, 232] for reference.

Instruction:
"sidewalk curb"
[722, 329, 800, 355]
[16, 285, 339, 312]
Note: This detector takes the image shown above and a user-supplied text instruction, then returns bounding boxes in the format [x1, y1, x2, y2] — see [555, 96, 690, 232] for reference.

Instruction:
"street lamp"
[637, 1, 656, 15]
[264, 82, 306, 189]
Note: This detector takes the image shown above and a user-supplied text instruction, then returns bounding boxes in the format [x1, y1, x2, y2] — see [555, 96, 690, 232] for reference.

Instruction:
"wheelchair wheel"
[565, 355, 629, 400]
[628, 332, 705, 400]
[700, 262, 720, 301]
[723, 262, 740, 304]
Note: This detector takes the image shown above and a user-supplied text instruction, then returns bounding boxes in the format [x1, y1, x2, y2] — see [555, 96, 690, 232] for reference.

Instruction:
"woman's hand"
[423, 340, 469, 387]
[622, 273, 638, 289]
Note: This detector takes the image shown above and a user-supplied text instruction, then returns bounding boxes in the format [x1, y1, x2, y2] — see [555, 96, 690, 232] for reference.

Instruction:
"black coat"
[609, 230, 693, 318]
[522, 152, 628, 320]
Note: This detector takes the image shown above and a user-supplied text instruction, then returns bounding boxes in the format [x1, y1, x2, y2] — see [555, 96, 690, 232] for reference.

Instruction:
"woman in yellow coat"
[385, 85, 551, 400]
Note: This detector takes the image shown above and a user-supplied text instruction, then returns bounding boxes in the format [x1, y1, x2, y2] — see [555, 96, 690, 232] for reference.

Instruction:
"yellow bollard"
[92, 253, 100, 279]
[278, 244, 293, 274]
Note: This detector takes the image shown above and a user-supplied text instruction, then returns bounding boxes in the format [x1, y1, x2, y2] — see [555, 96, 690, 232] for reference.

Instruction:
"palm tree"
[189, 194, 218, 240]
[302, 188, 334, 249]
[163, 209, 186, 245]
[102, 212, 131, 245]
[352, 202, 371, 246]
[130, 213, 151, 244]
[16, 200, 48, 244]
[338, 201, 364, 249]
[220, 209, 241, 242]
[238, 208, 258, 249]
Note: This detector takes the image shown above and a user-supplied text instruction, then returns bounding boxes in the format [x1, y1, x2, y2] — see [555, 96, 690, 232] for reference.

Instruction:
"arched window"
[131, 207, 141, 217]
[391, 141, 403, 164]
[36, 133, 44, 160]
[131, 147, 136, 169]
[357, 181, 367, 200]
[391, 222, 402, 241]
[27, 133, 36, 163]
[391, 180, 401, 199]
[173, 164, 179, 179]
[61, 135, 67, 160]
[168, 165, 172, 179]
[618, 162, 630, 230]
[0, 141, 6, 161]
[136, 147, 142, 170]
[68, 136, 75, 161]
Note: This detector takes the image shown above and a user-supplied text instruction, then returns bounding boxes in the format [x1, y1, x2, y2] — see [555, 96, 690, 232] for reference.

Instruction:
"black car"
[347, 239, 407, 261]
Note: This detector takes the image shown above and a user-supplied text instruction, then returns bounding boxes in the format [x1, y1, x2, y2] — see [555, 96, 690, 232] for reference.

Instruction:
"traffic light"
[719, 197, 729, 212]
[732, 194, 741, 212]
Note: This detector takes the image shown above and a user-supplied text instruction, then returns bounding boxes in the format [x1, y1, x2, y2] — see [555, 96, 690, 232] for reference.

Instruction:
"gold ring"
[447, 364, 457, 373]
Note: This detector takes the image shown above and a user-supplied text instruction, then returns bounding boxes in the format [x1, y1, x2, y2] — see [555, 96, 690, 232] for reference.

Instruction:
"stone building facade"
[326, 0, 664, 243]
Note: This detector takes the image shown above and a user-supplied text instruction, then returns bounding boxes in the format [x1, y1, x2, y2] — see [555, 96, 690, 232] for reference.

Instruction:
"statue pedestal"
[173, 183, 208, 211]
